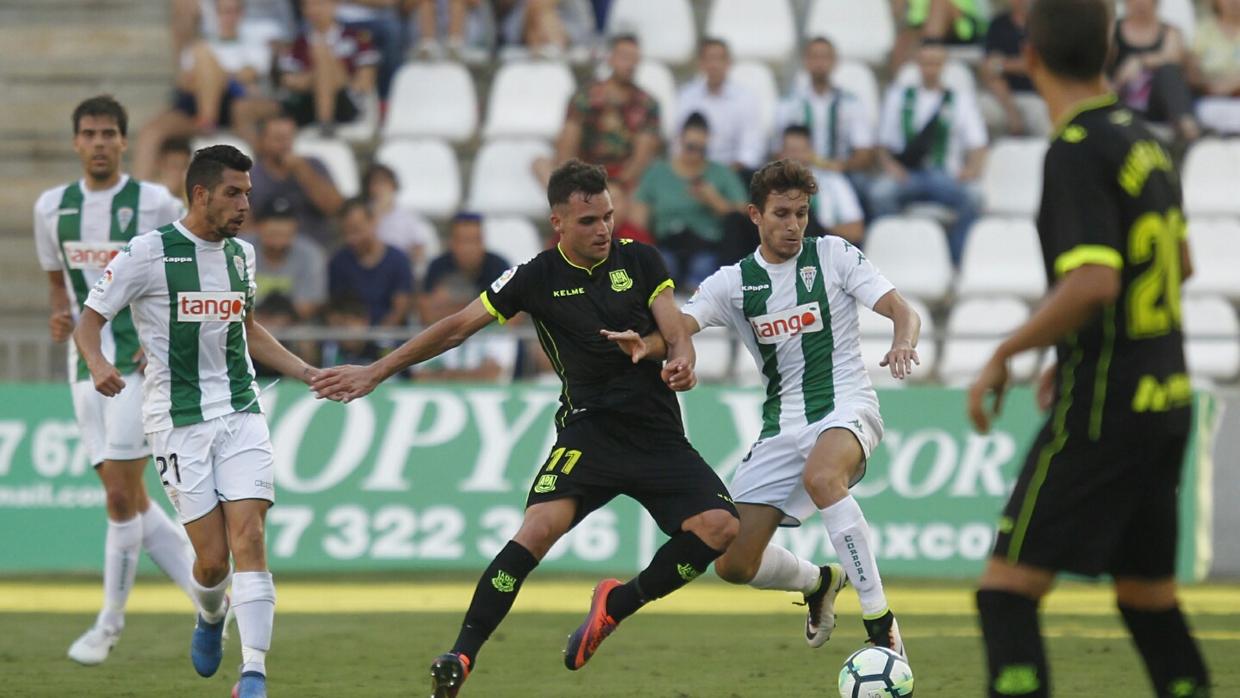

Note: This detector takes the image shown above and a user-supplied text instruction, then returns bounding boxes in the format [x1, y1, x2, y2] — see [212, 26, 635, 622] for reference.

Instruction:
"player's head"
[804, 37, 837, 83]
[548, 159, 613, 265]
[608, 33, 641, 83]
[1025, 0, 1112, 88]
[449, 211, 486, 273]
[302, 0, 337, 30]
[339, 197, 378, 253]
[72, 95, 128, 183]
[186, 144, 253, 238]
[678, 112, 710, 165]
[747, 160, 818, 262]
[917, 39, 949, 89]
[698, 37, 731, 86]
[779, 125, 814, 166]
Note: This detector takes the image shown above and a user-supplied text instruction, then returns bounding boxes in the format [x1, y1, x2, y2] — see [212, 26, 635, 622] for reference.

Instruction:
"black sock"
[1119, 604, 1211, 697]
[976, 589, 1049, 697]
[605, 531, 722, 622]
[451, 540, 539, 665]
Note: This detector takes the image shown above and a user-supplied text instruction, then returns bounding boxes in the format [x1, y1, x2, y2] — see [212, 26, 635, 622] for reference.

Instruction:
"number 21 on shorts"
[157, 453, 181, 486]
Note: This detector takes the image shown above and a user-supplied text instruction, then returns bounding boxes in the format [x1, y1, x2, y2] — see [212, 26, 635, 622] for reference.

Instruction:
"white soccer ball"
[838, 646, 914, 698]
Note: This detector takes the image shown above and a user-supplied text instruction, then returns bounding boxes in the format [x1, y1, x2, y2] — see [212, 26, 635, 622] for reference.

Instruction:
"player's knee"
[513, 515, 570, 560]
[714, 552, 758, 585]
[690, 509, 739, 551]
[103, 484, 137, 520]
[802, 468, 849, 508]
[195, 556, 231, 585]
[1115, 577, 1178, 611]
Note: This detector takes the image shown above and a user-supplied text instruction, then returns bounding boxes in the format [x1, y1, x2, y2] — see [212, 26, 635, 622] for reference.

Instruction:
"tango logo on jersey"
[748, 302, 824, 344]
[177, 292, 246, 322]
[62, 241, 126, 270]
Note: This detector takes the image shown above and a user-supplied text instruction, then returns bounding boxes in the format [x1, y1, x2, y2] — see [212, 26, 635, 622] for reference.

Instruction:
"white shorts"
[148, 411, 276, 524]
[71, 374, 149, 465]
[730, 400, 884, 526]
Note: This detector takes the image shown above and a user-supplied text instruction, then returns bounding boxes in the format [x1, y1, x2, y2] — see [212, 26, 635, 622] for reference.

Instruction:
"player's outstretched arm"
[873, 289, 922, 380]
[600, 313, 699, 364]
[311, 297, 496, 402]
[246, 316, 320, 385]
[73, 307, 125, 397]
[650, 288, 697, 391]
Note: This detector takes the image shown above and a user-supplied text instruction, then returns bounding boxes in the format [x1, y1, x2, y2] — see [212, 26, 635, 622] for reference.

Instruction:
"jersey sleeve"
[1042, 141, 1125, 276]
[480, 260, 535, 324]
[633, 242, 675, 307]
[240, 239, 259, 312]
[33, 192, 63, 272]
[827, 237, 894, 309]
[681, 267, 733, 330]
[84, 236, 152, 320]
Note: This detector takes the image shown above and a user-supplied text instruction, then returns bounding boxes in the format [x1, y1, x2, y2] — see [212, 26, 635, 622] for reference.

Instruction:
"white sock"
[820, 496, 888, 617]
[140, 505, 196, 601]
[748, 544, 823, 595]
[232, 571, 275, 676]
[191, 571, 230, 623]
[97, 516, 143, 632]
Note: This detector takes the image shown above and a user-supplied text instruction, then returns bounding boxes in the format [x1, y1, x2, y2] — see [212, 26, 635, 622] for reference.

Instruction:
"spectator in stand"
[632, 112, 748, 292]
[329, 197, 414, 327]
[676, 38, 765, 175]
[279, 0, 380, 134]
[1111, 0, 1201, 145]
[249, 114, 344, 248]
[870, 41, 987, 266]
[406, 0, 492, 62]
[154, 137, 193, 209]
[247, 202, 329, 321]
[980, 0, 1050, 136]
[363, 163, 435, 274]
[251, 293, 301, 377]
[494, 0, 595, 59]
[171, 0, 298, 64]
[321, 293, 384, 367]
[890, 0, 988, 69]
[1190, 0, 1240, 134]
[779, 126, 864, 244]
[335, 1, 402, 102]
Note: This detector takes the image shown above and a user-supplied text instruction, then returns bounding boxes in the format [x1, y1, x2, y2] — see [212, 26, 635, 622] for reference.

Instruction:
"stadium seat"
[374, 139, 461, 218]
[864, 216, 954, 304]
[605, 0, 696, 65]
[384, 62, 478, 143]
[467, 139, 553, 217]
[858, 296, 937, 387]
[335, 89, 379, 144]
[292, 136, 359, 197]
[981, 138, 1048, 217]
[705, 0, 796, 63]
[895, 60, 978, 98]
[482, 216, 543, 265]
[634, 60, 678, 142]
[939, 297, 1039, 385]
[1183, 139, 1240, 217]
[482, 61, 576, 140]
[956, 217, 1047, 301]
[805, 0, 895, 66]
[1184, 217, 1240, 301]
[730, 60, 779, 146]
[1182, 295, 1240, 383]
[694, 326, 735, 381]
[191, 133, 253, 160]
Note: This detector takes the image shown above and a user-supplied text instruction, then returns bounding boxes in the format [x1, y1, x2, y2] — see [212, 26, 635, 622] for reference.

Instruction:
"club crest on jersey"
[115, 206, 134, 232]
[748, 302, 824, 345]
[177, 291, 246, 322]
[609, 269, 633, 292]
[233, 255, 247, 282]
[799, 265, 817, 291]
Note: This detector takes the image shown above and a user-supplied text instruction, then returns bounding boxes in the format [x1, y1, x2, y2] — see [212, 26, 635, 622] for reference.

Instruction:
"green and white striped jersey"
[84, 221, 261, 433]
[683, 236, 894, 438]
[34, 176, 182, 382]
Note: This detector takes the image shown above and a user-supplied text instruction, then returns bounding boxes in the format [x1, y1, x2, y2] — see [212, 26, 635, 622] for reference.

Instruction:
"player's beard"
[207, 197, 244, 239]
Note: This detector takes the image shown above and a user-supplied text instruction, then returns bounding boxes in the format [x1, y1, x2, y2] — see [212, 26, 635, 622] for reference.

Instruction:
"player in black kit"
[311, 160, 739, 697]
[966, 1, 1210, 697]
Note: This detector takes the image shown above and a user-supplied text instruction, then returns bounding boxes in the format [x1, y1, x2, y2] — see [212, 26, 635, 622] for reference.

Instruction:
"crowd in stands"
[144, 0, 1240, 384]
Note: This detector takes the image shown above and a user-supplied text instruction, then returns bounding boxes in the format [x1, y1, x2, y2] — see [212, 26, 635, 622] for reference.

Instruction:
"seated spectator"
[171, 0, 297, 63]
[249, 114, 344, 248]
[407, 0, 492, 62]
[329, 198, 414, 326]
[251, 292, 301, 377]
[494, 0, 595, 59]
[246, 202, 328, 320]
[279, 0, 379, 133]
[890, 0, 988, 69]
[363, 163, 435, 274]
[779, 126, 864, 244]
[335, 1, 402, 102]
[154, 137, 193, 210]
[632, 113, 749, 291]
[979, 0, 1050, 136]
[419, 212, 510, 323]
[1111, 0, 1201, 144]
[870, 41, 987, 266]
[1190, 0, 1240, 134]
[676, 38, 765, 175]
[321, 293, 384, 366]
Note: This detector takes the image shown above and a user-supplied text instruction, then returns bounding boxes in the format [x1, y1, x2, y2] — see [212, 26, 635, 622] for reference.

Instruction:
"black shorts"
[992, 420, 1187, 579]
[281, 88, 360, 126]
[525, 415, 738, 535]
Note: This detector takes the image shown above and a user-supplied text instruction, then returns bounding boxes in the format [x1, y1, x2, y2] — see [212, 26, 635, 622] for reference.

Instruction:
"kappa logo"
[849, 419, 863, 433]
[115, 206, 134, 232]
[741, 284, 771, 292]
[62, 241, 126, 270]
[748, 302, 824, 344]
[177, 291, 246, 322]
[163, 256, 193, 263]
[609, 268, 633, 292]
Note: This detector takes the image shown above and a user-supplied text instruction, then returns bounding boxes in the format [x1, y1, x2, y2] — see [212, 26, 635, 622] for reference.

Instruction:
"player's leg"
[1115, 577, 1210, 698]
[976, 558, 1055, 698]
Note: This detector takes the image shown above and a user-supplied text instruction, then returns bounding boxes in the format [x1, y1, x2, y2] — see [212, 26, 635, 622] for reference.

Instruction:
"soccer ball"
[838, 646, 914, 697]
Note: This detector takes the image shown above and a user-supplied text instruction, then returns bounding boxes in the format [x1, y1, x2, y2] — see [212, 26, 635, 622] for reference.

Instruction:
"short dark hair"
[609, 32, 639, 49]
[362, 162, 398, 195]
[1028, 0, 1111, 81]
[682, 111, 710, 133]
[185, 145, 253, 197]
[339, 196, 372, 219]
[782, 124, 812, 140]
[255, 197, 296, 224]
[806, 36, 834, 51]
[547, 159, 608, 208]
[159, 136, 193, 157]
[257, 292, 297, 319]
[749, 159, 819, 212]
[451, 211, 483, 227]
[699, 36, 730, 56]
[73, 95, 128, 137]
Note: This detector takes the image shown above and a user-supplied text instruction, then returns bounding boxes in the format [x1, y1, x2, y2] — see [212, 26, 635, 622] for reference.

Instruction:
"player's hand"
[88, 359, 125, 398]
[49, 309, 74, 343]
[600, 329, 648, 363]
[131, 348, 148, 375]
[661, 357, 697, 392]
[879, 341, 920, 380]
[310, 364, 379, 403]
[1036, 362, 1057, 412]
[968, 355, 1010, 434]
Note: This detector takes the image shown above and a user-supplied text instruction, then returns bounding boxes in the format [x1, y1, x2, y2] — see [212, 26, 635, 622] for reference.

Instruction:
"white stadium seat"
[482, 216, 543, 265]
[1184, 218, 1240, 301]
[634, 60, 678, 142]
[730, 60, 779, 146]
[831, 61, 881, 129]
[705, 0, 796, 63]
[864, 217, 954, 304]
[806, 0, 895, 66]
[939, 297, 1039, 385]
[1182, 295, 1240, 383]
[1183, 139, 1240, 217]
[895, 60, 978, 98]
[335, 89, 379, 144]
[384, 62, 478, 143]
[467, 139, 553, 217]
[956, 217, 1048, 301]
[482, 61, 575, 140]
[374, 139, 461, 218]
[982, 138, 1048, 217]
[858, 296, 937, 387]
[191, 133, 252, 160]
[292, 136, 359, 197]
[694, 326, 735, 381]
[606, 0, 696, 65]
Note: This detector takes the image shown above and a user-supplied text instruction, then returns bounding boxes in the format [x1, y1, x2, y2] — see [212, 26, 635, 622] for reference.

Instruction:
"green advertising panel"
[0, 383, 1213, 579]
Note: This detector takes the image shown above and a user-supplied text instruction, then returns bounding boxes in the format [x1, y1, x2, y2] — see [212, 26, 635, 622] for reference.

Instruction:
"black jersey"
[481, 238, 682, 435]
[1036, 94, 1190, 438]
